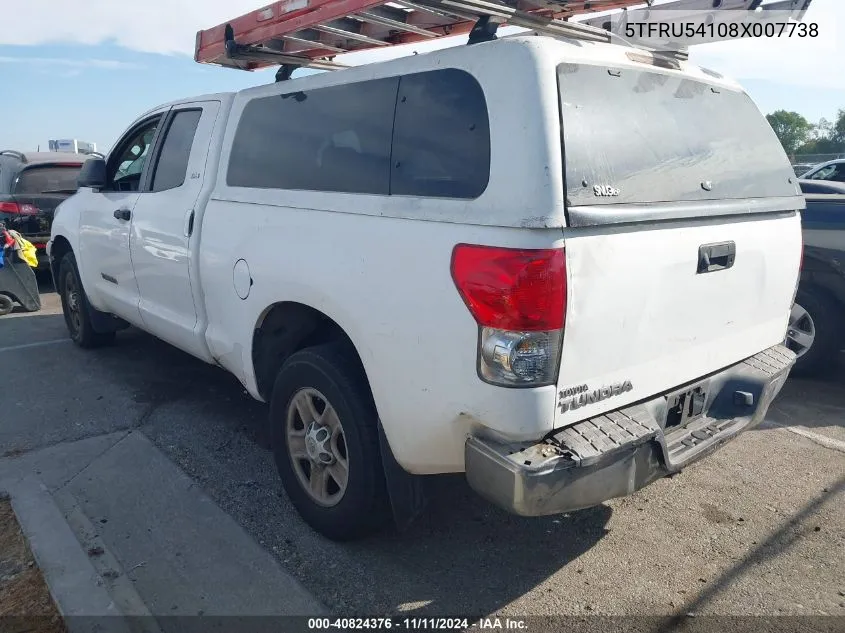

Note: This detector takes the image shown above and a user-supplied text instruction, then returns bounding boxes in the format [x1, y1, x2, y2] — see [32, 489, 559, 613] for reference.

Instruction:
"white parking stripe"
[0, 339, 72, 353]
[763, 419, 845, 454]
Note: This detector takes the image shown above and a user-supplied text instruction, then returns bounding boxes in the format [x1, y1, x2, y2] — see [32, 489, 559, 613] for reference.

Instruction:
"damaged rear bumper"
[465, 345, 795, 516]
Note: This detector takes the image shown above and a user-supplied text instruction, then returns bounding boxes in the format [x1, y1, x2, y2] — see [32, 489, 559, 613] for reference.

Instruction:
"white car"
[49, 33, 803, 540]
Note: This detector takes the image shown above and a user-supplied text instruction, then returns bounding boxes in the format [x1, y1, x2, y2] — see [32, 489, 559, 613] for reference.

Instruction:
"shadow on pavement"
[659, 474, 845, 631]
[761, 359, 845, 436]
[58, 327, 612, 616]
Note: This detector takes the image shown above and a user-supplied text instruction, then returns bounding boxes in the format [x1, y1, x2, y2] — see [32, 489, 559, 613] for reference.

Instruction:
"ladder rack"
[194, 0, 647, 73]
[194, 0, 813, 77]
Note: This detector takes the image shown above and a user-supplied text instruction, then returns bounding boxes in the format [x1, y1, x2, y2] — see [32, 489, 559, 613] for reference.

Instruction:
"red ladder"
[194, 0, 648, 72]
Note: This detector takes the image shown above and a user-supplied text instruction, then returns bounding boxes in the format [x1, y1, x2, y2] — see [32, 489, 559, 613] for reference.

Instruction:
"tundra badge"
[558, 380, 633, 413]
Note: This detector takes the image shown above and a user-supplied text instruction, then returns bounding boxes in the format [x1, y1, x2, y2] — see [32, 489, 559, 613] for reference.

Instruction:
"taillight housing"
[0, 202, 38, 215]
[451, 244, 567, 387]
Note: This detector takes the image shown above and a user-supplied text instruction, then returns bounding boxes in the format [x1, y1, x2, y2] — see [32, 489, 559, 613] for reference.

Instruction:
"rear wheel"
[788, 288, 842, 377]
[270, 343, 390, 540]
[58, 253, 115, 348]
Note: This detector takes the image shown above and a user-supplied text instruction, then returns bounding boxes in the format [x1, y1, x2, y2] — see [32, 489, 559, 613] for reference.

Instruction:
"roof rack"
[195, 0, 646, 77]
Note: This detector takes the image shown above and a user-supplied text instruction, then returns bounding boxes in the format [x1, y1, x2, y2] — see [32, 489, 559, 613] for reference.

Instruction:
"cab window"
[108, 118, 161, 192]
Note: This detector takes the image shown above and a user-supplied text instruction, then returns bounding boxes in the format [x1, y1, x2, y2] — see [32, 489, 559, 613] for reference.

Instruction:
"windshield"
[14, 165, 82, 195]
[558, 63, 797, 208]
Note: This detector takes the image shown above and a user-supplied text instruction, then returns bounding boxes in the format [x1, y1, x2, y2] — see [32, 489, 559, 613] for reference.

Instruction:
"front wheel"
[270, 343, 390, 540]
[0, 294, 13, 317]
[58, 253, 115, 348]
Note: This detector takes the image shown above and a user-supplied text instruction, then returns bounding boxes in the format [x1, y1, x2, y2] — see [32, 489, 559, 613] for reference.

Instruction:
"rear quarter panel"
[199, 203, 563, 473]
[199, 40, 565, 474]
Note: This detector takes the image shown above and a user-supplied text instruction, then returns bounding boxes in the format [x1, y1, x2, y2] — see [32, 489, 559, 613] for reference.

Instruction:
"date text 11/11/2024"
[307, 618, 528, 630]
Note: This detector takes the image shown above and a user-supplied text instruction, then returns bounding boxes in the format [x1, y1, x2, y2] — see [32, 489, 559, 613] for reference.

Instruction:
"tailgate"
[553, 59, 803, 425]
[555, 213, 802, 425]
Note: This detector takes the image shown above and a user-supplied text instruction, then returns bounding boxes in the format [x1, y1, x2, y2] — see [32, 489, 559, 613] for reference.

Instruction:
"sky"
[0, 0, 842, 153]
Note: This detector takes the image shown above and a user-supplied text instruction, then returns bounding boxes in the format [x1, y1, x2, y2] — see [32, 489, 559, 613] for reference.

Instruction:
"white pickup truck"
[49, 33, 803, 540]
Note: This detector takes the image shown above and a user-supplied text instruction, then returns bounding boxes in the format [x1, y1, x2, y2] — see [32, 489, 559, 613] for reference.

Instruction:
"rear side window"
[14, 166, 81, 195]
[228, 78, 398, 194]
[227, 69, 490, 199]
[151, 109, 202, 192]
[392, 69, 489, 199]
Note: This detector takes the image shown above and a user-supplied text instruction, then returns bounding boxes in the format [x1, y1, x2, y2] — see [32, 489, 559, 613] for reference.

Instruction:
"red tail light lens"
[0, 202, 38, 215]
[450, 244, 567, 331]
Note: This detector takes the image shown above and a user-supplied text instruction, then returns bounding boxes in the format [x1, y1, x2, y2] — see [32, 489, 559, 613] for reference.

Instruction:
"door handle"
[113, 208, 131, 221]
[697, 241, 736, 274]
[183, 209, 195, 237]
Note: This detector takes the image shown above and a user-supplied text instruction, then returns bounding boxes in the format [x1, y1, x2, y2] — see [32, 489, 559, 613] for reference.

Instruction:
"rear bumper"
[465, 345, 795, 516]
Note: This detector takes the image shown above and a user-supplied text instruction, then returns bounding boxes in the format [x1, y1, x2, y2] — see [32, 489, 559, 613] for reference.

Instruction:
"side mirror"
[77, 158, 107, 190]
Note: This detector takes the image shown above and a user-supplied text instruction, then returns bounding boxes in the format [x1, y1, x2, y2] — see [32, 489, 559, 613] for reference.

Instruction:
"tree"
[766, 110, 814, 155]
[833, 109, 845, 145]
[794, 110, 845, 156]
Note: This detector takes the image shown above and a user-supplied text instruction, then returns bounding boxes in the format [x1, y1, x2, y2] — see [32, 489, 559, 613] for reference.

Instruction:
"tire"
[269, 342, 390, 540]
[788, 288, 843, 377]
[58, 253, 116, 349]
[0, 294, 13, 317]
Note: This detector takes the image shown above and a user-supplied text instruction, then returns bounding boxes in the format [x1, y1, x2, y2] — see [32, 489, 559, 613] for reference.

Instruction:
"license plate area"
[664, 383, 709, 431]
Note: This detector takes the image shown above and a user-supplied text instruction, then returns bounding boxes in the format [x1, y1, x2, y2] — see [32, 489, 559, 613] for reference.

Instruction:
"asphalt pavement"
[1, 277, 843, 620]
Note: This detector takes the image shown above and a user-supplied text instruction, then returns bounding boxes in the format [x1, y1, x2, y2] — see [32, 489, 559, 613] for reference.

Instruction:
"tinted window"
[151, 110, 202, 192]
[14, 166, 82, 194]
[558, 64, 796, 208]
[391, 69, 489, 198]
[228, 78, 398, 194]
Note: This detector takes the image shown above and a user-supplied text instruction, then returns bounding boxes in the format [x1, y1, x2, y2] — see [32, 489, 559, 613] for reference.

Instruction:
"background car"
[789, 180, 845, 375]
[798, 179, 845, 195]
[793, 163, 818, 177]
[0, 150, 85, 270]
[800, 158, 845, 184]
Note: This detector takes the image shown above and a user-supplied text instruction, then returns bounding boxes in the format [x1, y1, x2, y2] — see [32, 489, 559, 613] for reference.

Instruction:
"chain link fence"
[789, 153, 845, 166]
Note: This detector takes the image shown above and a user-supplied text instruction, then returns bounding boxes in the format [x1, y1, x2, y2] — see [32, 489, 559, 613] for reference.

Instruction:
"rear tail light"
[451, 244, 566, 387]
[0, 202, 38, 215]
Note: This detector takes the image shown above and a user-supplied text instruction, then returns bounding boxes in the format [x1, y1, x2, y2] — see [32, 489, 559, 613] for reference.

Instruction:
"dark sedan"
[0, 150, 85, 269]
[789, 180, 845, 375]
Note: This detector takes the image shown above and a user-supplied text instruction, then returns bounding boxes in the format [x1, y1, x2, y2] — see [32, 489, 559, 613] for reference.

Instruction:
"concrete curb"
[1, 475, 132, 633]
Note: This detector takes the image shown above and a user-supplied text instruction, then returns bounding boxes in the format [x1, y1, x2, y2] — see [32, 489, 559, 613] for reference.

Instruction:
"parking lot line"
[0, 339, 72, 354]
[763, 419, 845, 454]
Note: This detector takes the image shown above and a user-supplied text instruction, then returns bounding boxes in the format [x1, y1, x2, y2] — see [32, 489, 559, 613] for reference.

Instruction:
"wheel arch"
[798, 271, 845, 318]
[252, 300, 428, 531]
[251, 301, 372, 404]
[48, 234, 73, 285]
